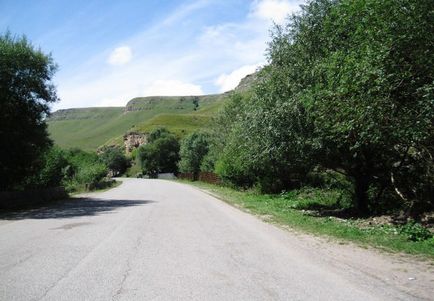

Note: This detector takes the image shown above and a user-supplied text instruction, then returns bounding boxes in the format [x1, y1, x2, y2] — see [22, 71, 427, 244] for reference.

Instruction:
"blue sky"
[1, 0, 303, 110]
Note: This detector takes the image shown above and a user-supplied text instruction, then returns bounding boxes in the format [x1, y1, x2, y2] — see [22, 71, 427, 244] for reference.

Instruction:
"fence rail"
[177, 172, 221, 185]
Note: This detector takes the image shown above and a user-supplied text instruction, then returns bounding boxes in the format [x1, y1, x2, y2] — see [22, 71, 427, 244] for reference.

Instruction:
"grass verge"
[180, 180, 434, 259]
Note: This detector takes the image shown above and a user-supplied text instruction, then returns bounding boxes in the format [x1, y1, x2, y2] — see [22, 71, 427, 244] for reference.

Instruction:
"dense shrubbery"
[208, 0, 434, 216]
[29, 146, 69, 189]
[8, 146, 112, 193]
[62, 149, 108, 192]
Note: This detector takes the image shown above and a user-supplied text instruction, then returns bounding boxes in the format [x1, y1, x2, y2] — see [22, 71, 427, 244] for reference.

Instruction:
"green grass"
[47, 94, 226, 151]
[132, 113, 212, 137]
[182, 181, 434, 259]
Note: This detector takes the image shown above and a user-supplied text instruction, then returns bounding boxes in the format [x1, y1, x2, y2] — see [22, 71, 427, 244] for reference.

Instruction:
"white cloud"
[54, 1, 304, 110]
[250, 0, 301, 25]
[108, 46, 132, 65]
[215, 64, 262, 93]
[143, 80, 203, 96]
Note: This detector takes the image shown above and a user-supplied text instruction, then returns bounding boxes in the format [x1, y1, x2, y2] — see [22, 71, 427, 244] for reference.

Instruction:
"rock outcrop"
[124, 132, 147, 153]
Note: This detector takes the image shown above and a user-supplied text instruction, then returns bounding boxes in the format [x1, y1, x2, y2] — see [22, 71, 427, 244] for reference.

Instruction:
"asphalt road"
[0, 178, 432, 300]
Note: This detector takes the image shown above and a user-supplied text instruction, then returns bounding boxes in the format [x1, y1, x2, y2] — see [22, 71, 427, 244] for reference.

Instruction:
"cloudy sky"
[1, 0, 304, 110]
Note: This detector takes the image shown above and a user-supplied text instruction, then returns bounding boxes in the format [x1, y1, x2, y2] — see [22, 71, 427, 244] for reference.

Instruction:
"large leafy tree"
[305, 0, 434, 213]
[214, 0, 433, 213]
[0, 33, 58, 190]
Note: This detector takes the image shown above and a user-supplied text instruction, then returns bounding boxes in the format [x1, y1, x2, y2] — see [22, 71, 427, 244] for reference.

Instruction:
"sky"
[1, 0, 304, 110]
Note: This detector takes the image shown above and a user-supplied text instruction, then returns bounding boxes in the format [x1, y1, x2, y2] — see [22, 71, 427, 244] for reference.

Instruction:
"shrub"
[399, 222, 433, 242]
[99, 146, 129, 176]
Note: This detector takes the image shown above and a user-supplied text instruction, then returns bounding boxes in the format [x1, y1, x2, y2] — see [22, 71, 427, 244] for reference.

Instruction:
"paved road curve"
[0, 179, 432, 300]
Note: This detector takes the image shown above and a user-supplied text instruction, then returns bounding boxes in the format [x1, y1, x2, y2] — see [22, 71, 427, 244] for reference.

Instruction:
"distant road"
[0, 178, 432, 300]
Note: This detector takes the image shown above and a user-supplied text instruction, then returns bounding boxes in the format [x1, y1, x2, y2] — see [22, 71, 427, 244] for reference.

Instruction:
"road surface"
[0, 178, 432, 300]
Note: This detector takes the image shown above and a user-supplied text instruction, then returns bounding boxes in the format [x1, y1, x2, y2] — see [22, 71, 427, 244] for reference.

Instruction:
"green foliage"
[210, 0, 434, 214]
[98, 146, 129, 176]
[73, 162, 107, 187]
[299, 0, 434, 213]
[63, 149, 108, 192]
[138, 128, 180, 177]
[279, 187, 352, 211]
[21, 147, 110, 193]
[147, 127, 172, 143]
[32, 146, 69, 188]
[178, 132, 210, 179]
[0, 32, 58, 190]
[399, 222, 433, 242]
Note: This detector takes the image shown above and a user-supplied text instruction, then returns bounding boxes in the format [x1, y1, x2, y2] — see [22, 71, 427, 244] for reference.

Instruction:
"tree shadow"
[0, 197, 155, 220]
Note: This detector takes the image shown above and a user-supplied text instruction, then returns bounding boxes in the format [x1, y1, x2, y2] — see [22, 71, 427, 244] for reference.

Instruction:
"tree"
[302, 0, 434, 213]
[192, 96, 199, 111]
[138, 128, 180, 177]
[99, 147, 129, 176]
[0, 32, 58, 190]
[178, 132, 209, 180]
[213, 0, 434, 213]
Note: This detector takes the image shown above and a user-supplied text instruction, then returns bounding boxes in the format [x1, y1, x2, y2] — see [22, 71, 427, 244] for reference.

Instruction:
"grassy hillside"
[47, 94, 225, 151]
[47, 73, 257, 151]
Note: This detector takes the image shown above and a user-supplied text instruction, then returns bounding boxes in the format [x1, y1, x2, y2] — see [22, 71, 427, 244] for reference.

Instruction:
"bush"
[98, 146, 129, 176]
[74, 162, 108, 188]
[63, 149, 108, 192]
[399, 222, 433, 242]
[34, 147, 68, 188]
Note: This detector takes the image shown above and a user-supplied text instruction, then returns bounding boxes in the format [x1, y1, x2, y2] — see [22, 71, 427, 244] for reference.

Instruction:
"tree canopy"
[0, 33, 58, 190]
[211, 0, 434, 214]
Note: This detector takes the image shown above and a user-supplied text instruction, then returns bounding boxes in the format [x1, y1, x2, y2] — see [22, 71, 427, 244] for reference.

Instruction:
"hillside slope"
[47, 72, 259, 151]
[47, 94, 226, 151]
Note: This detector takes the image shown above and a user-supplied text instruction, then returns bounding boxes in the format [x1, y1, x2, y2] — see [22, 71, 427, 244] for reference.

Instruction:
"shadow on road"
[0, 197, 155, 220]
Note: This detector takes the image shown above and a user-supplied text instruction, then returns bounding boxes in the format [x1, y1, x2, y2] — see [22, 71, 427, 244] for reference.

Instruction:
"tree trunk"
[354, 175, 370, 215]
